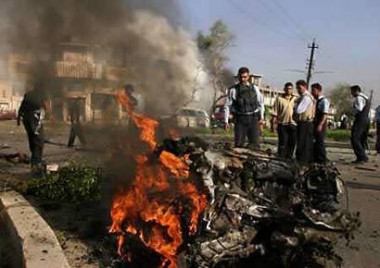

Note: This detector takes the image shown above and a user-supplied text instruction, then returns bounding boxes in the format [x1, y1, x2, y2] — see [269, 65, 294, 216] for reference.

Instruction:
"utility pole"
[306, 38, 318, 87]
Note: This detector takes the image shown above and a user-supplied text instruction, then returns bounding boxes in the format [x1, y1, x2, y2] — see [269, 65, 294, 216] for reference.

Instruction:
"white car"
[176, 108, 210, 128]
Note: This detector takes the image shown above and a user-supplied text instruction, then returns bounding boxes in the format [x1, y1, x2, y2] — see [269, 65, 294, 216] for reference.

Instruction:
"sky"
[180, 0, 380, 102]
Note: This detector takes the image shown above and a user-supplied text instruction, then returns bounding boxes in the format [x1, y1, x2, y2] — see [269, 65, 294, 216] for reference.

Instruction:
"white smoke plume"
[0, 0, 211, 115]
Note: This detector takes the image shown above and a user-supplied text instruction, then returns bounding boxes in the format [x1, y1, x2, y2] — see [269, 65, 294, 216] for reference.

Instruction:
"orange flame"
[110, 90, 208, 268]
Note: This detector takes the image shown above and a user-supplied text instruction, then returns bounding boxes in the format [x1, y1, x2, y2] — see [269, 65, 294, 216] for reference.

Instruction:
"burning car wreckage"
[109, 92, 360, 268]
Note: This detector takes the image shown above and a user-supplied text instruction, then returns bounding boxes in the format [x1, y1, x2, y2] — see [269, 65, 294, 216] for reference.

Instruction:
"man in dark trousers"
[350, 85, 370, 163]
[311, 83, 330, 164]
[293, 80, 315, 164]
[224, 67, 264, 149]
[272, 82, 297, 158]
[17, 82, 48, 174]
[67, 97, 86, 148]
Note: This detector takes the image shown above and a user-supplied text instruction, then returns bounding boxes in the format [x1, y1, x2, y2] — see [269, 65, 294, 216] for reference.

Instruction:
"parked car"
[0, 109, 17, 120]
[175, 108, 210, 128]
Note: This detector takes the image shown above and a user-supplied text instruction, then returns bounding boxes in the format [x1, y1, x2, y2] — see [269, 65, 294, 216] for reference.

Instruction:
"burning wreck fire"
[110, 90, 360, 268]
[109, 91, 208, 268]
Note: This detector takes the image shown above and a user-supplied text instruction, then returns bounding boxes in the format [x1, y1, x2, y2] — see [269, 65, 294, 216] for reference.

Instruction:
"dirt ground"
[0, 120, 379, 268]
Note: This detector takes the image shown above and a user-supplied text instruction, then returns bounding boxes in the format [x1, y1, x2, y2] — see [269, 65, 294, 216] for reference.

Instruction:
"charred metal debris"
[122, 137, 361, 268]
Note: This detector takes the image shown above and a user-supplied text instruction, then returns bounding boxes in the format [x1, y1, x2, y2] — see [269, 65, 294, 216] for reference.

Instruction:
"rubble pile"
[152, 137, 360, 268]
[109, 92, 359, 268]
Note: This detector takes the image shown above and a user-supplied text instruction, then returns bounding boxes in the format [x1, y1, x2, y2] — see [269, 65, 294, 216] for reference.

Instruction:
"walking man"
[311, 83, 330, 164]
[224, 67, 264, 149]
[17, 82, 48, 174]
[376, 105, 380, 154]
[67, 97, 86, 148]
[272, 82, 297, 158]
[350, 85, 370, 163]
[293, 80, 315, 164]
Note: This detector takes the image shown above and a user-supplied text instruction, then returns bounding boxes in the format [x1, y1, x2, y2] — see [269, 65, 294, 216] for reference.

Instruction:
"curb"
[0, 190, 70, 268]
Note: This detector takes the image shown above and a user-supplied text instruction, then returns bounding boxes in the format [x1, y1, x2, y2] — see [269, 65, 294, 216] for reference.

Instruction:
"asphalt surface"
[0, 121, 379, 268]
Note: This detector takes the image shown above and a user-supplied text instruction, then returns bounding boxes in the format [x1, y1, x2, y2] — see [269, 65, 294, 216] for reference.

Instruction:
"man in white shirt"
[293, 80, 315, 164]
[350, 85, 370, 163]
[224, 67, 264, 149]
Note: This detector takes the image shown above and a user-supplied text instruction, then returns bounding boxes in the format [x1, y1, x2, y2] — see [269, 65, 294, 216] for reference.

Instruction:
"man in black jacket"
[224, 67, 264, 149]
[311, 83, 330, 164]
[17, 82, 48, 173]
[350, 85, 370, 164]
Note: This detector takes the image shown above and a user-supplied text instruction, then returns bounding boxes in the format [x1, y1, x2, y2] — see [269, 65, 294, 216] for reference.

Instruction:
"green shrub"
[28, 163, 101, 203]
[326, 130, 351, 142]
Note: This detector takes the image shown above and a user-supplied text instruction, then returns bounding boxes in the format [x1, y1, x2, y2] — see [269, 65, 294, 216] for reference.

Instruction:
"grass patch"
[326, 129, 351, 142]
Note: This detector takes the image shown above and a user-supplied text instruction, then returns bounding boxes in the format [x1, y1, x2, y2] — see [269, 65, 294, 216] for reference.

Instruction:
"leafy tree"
[329, 83, 353, 120]
[197, 20, 235, 113]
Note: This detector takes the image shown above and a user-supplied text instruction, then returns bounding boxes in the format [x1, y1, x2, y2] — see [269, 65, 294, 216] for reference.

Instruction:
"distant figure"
[311, 83, 330, 164]
[293, 80, 315, 164]
[350, 85, 370, 164]
[124, 84, 145, 113]
[340, 113, 348, 129]
[375, 105, 380, 154]
[224, 67, 264, 149]
[17, 82, 48, 174]
[124, 84, 138, 108]
[272, 82, 297, 158]
[67, 98, 86, 148]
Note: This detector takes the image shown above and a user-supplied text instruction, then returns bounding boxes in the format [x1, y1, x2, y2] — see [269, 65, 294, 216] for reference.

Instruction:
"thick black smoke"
[0, 0, 206, 115]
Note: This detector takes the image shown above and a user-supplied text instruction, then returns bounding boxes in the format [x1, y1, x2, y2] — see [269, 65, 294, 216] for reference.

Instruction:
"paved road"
[1, 121, 379, 267]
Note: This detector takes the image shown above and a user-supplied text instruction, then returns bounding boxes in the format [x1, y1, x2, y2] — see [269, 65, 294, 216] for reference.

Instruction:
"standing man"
[350, 85, 370, 163]
[67, 97, 86, 148]
[17, 82, 48, 174]
[311, 83, 330, 164]
[224, 67, 264, 149]
[272, 82, 297, 158]
[375, 105, 380, 154]
[124, 84, 138, 109]
[293, 80, 315, 164]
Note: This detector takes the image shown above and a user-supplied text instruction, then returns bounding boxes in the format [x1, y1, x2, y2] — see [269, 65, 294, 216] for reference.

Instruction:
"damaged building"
[0, 41, 137, 122]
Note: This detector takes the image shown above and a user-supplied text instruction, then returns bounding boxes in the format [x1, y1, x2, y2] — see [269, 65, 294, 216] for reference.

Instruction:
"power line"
[270, 0, 312, 42]
[224, 0, 303, 41]
[255, 0, 310, 42]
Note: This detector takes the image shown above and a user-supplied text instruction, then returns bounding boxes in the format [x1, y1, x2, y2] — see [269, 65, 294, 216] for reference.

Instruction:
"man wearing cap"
[350, 85, 370, 163]
[224, 67, 264, 149]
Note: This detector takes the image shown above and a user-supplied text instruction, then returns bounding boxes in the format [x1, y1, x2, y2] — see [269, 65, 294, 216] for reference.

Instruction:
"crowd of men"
[224, 66, 378, 165]
[15, 68, 380, 175]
